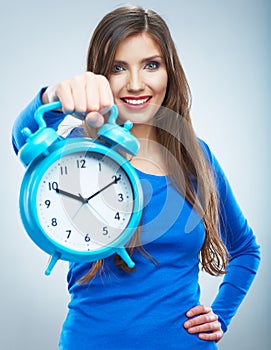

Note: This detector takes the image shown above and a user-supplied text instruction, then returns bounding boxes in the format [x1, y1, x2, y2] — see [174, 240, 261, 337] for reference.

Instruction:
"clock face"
[36, 151, 135, 252]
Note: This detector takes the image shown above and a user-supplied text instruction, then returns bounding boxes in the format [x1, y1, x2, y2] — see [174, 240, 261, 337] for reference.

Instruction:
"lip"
[119, 95, 152, 110]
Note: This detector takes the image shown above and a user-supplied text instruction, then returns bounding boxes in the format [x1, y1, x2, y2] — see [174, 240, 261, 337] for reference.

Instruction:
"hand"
[42, 72, 114, 128]
[86, 176, 121, 201]
[85, 202, 110, 225]
[56, 190, 109, 225]
[55, 188, 86, 203]
[184, 305, 223, 342]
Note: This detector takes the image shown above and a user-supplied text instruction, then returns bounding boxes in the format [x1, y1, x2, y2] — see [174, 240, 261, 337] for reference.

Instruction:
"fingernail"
[86, 112, 104, 128]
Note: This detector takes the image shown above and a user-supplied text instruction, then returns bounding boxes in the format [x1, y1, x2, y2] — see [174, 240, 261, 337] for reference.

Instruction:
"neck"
[131, 124, 158, 157]
[131, 123, 156, 142]
[129, 124, 167, 175]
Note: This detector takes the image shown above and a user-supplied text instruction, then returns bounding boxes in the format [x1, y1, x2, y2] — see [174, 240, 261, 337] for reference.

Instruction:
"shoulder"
[197, 137, 214, 166]
[196, 138, 228, 192]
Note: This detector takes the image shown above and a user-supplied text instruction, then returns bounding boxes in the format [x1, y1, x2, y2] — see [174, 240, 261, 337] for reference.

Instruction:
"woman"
[12, 5, 260, 349]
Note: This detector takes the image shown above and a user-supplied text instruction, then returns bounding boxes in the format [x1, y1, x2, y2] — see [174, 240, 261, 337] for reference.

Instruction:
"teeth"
[124, 97, 149, 105]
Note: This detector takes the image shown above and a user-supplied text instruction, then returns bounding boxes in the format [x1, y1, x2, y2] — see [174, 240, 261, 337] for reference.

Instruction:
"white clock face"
[36, 151, 135, 252]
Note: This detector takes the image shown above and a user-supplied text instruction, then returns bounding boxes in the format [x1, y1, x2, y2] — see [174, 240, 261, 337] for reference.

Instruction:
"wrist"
[41, 88, 50, 104]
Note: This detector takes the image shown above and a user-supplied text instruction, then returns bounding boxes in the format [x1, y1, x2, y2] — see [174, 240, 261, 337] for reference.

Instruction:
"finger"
[186, 320, 221, 334]
[85, 111, 104, 128]
[54, 81, 75, 113]
[198, 330, 224, 342]
[184, 313, 218, 328]
[70, 75, 88, 113]
[85, 72, 101, 112]
[97, 74, 114, 113]
[186, 305, 211, 318]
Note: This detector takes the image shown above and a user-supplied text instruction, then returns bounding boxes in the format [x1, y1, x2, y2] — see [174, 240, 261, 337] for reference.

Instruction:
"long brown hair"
[79, 5, 229, 284]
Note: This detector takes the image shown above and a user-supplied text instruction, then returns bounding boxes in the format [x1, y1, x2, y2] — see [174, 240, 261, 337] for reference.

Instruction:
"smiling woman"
[11, 5, 260, 350]
[109, 33, 168, 126]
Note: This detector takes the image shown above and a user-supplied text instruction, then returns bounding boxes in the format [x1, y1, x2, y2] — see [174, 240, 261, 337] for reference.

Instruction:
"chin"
[116, 105, 159, 126]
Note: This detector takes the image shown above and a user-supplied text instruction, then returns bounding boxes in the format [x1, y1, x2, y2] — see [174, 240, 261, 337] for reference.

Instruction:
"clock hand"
[86, 176, 121, 201]
[86, 202, 111, 225]
[71, 202, 85, 220]
[57, 176, 120, 220]
[71, 193, 110, 225]
[55, 188, 86, 203]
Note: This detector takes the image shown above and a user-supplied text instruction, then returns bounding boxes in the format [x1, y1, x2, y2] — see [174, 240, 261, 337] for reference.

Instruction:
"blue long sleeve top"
[12, 89, 260, 350]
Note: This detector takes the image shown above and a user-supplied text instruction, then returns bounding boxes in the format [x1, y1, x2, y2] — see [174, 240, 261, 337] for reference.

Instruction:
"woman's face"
[108, 32, 168, 125]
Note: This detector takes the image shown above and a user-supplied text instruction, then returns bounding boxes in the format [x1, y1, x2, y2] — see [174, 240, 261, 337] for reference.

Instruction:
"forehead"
[114, 32, 163, 59]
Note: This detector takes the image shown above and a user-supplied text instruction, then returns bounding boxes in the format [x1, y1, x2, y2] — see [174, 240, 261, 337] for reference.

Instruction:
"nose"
[127, 69, 145, 92]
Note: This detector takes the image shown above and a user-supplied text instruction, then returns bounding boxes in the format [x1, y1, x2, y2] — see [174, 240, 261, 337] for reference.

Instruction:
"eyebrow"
[113, 55, 164, 65]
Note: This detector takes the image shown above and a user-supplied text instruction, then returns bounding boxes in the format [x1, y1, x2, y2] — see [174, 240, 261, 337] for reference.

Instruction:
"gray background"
[1, 0, 269, 349]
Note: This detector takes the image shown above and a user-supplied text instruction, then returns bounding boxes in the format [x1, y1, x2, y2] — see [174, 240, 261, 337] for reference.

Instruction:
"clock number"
[114, 212, 120, 220]
[60, 166, 68, 175]
[77, 159, 86, 168]
[112, 174, 121, 182]
[102, 227, 109, 235]
[66, 230, 72, 239]
[48, 182, 58, 191]
[98, 162, 102, 172]
[44, 199, 51, 208]
[84, 234, 91, 242]
[51, 218, 57, 226]
[118, 193, 124, 202]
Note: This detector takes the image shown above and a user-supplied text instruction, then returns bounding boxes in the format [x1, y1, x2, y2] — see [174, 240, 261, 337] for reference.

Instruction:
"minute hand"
[86, 176, 121, 201]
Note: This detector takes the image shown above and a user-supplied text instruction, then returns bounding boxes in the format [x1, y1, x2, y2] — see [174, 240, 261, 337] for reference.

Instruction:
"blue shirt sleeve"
[199, 139, 261, 332]
[12, 88, 67, 154]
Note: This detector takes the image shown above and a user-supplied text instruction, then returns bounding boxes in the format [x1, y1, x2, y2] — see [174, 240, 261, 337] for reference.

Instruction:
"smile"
[121, 96, 152, 106]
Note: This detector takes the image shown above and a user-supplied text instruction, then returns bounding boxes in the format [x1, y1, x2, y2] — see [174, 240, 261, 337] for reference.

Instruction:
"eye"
[112, 64, 124, 73]
[145, 61, 160, 70]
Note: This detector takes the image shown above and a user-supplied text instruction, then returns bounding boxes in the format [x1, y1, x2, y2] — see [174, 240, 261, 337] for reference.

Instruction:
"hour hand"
[55, 188, 86, 203]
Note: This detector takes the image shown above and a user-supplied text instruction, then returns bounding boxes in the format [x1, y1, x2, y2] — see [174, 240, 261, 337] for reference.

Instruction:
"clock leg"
[115, 247, 135, 268]
[45, 252, 61, 276]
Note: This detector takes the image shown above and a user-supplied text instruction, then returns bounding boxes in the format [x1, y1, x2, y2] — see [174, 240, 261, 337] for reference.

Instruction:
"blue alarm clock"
[18, 102, 143, 275]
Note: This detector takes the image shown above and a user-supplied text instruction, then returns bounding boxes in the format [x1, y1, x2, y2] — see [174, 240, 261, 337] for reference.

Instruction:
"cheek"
[108, 76, 124, 97]
[152, 73, 168, 98]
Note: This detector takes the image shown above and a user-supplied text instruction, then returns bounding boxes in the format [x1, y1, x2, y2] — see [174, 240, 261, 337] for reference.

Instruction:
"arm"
[12, 72, 114, 155]
[210, 149, 260, 332]
[184, 140, 260, 340]
[12, 87, 66, 154]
